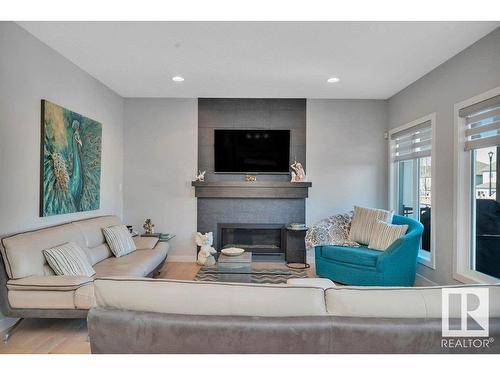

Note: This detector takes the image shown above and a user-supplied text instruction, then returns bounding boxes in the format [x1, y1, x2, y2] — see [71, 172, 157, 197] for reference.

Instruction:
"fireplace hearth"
[218, 223, 285, 259]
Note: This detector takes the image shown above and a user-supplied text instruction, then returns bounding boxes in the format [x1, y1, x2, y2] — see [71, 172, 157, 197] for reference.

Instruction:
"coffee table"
[213, 251, 252, 282]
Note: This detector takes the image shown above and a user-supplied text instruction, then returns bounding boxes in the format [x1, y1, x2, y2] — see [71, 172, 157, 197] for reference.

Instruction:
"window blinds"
[391, 120, 432, 162]
[459, 94, 500, 151]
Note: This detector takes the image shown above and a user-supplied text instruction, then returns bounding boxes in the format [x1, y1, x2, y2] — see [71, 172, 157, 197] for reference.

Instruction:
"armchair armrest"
[133, 237, 159, 250]
[376, 236, 420, 272]
[7, 275, 93, 291]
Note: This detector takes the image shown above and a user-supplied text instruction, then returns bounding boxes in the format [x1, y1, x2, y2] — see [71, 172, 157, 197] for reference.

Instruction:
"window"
[389, 114, 436, 268]
[455, 89, 500, 283]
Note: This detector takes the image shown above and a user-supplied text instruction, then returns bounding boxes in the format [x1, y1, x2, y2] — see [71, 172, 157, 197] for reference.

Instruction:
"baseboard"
[167, 255, 197, 262]
[414, 273, 438, 286]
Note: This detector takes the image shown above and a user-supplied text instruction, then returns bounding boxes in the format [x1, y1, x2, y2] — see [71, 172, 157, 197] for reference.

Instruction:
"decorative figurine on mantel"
[195, 170, 206, 182]
[143, 218, 155, 235]
[290, 159, 306, 182]
[245, 175, 257, 182]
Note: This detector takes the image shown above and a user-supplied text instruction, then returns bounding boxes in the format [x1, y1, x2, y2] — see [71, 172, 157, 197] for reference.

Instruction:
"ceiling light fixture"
[172, 76, 185, 82]
[327, 77, 340, 83]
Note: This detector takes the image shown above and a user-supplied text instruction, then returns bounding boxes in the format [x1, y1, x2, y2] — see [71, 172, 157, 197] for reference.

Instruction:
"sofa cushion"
[1, 223, 87, 279]
[325, 284, 500, 318]
[72, 215, 122, 249]
[320, 245, 380, 267]
[43, 242, 96, 277]
[7, 275, 93, 291]
[368, 221, 408, 251]
[103, 225, 137, 257]
[87, 243, 114, 266]
[94, 278, 328, 317]
[133, 236, 160, 250]
[349, 206, 394, 245]
[94, 247, 168, 278]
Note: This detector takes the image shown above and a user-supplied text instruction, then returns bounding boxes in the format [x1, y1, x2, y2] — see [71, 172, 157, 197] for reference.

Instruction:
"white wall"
[123, 99, 198, 261]
[388, 27, 500, 285]
[0, 22, 124, 234]
[0, 22, 124, 327]
[306, 100, 388, 225]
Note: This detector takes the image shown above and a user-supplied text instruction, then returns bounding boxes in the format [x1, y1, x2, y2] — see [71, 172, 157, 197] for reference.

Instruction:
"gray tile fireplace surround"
[195, 98, 310, 256]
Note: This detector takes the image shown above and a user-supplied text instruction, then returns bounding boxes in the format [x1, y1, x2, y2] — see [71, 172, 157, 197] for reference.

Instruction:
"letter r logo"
[442, 288, 489, 337]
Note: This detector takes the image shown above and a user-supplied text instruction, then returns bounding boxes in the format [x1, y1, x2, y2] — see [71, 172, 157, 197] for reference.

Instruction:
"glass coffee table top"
[201, 251, 292, 283]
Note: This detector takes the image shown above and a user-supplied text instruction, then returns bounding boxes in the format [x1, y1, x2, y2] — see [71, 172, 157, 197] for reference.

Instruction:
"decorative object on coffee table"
[195, 232, 217, 266]
[244, 175, 257, 182]
[143, 219, 155, 235]
[221, 247, 245, 256]
[285, 225, 310, 269]
[194, 170, 206, 182]
[290, 159, 306, 182]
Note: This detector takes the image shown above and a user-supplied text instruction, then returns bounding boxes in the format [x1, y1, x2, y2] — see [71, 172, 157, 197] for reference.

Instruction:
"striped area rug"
[194, 267, 308, 284]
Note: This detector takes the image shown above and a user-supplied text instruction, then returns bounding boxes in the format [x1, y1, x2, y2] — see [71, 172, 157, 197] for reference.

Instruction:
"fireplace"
[217, 223, 285, 258]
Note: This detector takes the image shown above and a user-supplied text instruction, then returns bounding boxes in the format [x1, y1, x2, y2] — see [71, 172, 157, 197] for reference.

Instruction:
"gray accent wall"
[388, 27, 500, 285]
[198, 98, 306, 181]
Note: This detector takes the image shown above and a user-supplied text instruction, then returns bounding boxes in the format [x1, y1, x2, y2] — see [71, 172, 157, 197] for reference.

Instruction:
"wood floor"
[0, 261, 316, 354]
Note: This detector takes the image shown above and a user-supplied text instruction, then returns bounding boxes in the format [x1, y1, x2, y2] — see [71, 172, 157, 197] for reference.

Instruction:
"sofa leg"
[3, 318, 23, 343]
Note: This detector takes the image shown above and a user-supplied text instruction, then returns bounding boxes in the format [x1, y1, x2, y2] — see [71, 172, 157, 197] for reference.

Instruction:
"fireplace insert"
[217, 223, 285, 258]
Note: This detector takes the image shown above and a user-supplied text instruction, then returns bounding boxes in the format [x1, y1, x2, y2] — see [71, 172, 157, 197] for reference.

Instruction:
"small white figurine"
[195, 232, 217, 266]
[195, 170, 206, 182]
[290, 160, 306, 182]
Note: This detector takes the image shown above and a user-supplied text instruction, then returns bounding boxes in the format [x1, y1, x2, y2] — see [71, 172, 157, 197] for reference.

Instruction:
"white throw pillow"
[43, 242, 95, 277]
[103, 225, 137, 257]
[348, 206, 394, 245]
[368, 220, 408, 251]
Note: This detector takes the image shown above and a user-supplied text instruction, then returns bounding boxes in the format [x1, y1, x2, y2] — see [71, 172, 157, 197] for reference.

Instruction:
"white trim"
[388, 113, 436, 270]
[453, 86, 500, 284]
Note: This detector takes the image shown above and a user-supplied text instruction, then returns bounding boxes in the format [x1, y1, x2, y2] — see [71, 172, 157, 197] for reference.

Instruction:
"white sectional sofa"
[88, 278, 500, 353]
[0, 216, 169, 318]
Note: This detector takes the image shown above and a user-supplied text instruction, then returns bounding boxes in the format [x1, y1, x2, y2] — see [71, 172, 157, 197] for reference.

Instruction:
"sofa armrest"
[7, 275, 93, 291]
[133, 237, 159, 250]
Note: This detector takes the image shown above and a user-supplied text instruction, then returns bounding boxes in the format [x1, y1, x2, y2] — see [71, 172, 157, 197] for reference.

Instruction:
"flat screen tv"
[214, 129, 290, 173]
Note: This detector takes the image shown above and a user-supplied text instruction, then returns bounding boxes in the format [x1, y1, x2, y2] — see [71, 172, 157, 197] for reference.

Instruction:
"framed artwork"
[40, 100, 102, 217]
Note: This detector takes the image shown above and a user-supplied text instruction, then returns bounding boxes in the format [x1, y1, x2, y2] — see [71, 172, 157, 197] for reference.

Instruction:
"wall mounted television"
[214, 129, 290, 173]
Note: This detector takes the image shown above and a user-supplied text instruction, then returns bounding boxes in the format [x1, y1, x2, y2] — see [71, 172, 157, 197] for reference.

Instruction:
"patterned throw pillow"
[368, 220, 408, 251]
[305, 213, 360, 250]
[43, 242, 95, 277]
[348, 206, 394, 245]
[102, 225, 137, 257]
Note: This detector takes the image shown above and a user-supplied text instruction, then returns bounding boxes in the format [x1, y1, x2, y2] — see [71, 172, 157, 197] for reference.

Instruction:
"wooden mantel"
[191, 181, 312, 199]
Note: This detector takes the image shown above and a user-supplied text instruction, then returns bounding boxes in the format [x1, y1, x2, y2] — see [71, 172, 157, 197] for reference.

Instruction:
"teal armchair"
[314, 215, 424, 286]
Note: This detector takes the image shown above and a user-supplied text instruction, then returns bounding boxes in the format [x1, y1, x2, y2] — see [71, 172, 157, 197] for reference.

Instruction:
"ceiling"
[18, 21, 499, 99]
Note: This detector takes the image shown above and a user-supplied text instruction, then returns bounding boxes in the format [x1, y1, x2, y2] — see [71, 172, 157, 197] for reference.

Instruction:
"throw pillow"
[305, 212, 360, 250]
[43, 242, 95, 277]
[103, 225, 137, 257]
[368, 220, 408, 251]
[348, 206, 394, 245]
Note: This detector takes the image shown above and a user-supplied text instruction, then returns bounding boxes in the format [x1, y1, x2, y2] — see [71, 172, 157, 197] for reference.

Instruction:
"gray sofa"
[88, 278, 500, 354]
[0, 215, 168, 319]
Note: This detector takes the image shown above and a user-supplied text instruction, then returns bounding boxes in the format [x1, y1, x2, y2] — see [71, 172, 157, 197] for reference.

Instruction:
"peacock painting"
[40, 100, 102, 217]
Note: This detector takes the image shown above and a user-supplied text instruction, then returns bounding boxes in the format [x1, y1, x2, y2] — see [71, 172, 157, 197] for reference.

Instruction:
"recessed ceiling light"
[327, 77, 340, 83]
[172, 76, 184, 82]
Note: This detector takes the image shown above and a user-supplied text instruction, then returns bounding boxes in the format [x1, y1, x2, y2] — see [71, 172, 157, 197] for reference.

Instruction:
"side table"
[284, 226, 310, 269]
